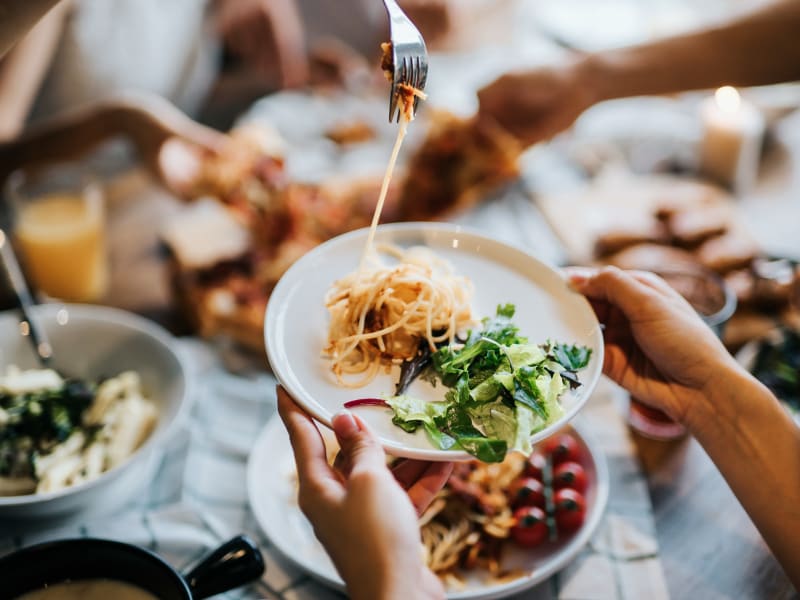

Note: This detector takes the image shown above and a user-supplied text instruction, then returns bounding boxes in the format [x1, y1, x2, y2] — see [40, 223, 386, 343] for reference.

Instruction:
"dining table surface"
[2, 1, 800, 598]
[62, 100, 796, 600]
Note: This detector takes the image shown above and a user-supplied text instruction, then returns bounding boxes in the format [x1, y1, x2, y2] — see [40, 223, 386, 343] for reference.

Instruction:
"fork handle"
[382, 0, 409, 27]
[0, 229, 53, 365]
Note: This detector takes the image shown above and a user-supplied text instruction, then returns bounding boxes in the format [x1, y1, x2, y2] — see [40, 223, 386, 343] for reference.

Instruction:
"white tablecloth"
[0, 334, 669, 600]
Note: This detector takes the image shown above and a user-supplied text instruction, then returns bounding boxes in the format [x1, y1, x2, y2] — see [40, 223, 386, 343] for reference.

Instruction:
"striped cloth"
[0, 337, 669, 600]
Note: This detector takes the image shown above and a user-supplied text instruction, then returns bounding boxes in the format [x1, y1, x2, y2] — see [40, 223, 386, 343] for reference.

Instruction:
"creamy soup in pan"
[17, 579, 159, 600]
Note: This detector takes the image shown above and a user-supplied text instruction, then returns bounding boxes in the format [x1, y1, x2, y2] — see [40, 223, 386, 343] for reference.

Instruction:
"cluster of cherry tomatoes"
[508, 432, 589, 547]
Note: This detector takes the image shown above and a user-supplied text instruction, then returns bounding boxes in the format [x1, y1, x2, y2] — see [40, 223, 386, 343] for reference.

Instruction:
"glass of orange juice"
[5, 166, 109, 303]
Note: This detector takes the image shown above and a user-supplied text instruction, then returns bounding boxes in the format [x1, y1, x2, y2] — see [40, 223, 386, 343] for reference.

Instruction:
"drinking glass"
[627, 267, 737, 440]
[5, 165, 109, 303]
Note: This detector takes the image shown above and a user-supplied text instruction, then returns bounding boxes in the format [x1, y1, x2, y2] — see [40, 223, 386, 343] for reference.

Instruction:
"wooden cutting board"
[535, 170, 747, 265]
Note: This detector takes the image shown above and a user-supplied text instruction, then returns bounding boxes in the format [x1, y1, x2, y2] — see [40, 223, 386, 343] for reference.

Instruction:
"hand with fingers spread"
[565, 265, 739, 425]
[277, 386, 450, 600]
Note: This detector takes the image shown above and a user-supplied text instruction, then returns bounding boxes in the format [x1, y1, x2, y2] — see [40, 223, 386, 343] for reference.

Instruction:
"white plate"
[264, 222, 604, 461]
[247, 413, 609, 600]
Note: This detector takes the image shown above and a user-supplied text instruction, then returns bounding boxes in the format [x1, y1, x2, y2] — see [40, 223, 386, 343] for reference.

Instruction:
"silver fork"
[382, 0, 429, 122]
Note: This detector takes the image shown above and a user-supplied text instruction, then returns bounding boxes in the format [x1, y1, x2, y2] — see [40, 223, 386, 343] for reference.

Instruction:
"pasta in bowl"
[0, 305, 189, 519]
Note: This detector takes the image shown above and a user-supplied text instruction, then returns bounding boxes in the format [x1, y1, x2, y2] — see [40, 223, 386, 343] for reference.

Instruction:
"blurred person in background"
[0, 0, 60, 57]
[478, 0, 800, 147]
[0, 0, 310, 186]
[1, 0, 309, 137]
[0, 0, 395, 187]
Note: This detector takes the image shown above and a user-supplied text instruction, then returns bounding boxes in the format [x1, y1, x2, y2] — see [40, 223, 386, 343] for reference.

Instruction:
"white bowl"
[0, 304, 190, 520]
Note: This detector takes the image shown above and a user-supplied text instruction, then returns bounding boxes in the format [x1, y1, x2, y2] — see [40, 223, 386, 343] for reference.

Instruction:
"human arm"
[277, 385, 450, 600]
[566, 266, 800, 588]
[0, 93, 225, 195]
[478, 0, 800, 146]
[0, 1, 68, 140]
[214, 0, 308, 89]
[0, 0, 62, 58]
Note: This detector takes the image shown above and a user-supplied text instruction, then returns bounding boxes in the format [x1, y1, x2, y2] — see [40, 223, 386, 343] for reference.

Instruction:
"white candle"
[699, 86, 765, 195]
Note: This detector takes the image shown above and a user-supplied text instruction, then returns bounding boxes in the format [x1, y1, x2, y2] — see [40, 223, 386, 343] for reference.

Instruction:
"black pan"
[0, 535, 265, 600]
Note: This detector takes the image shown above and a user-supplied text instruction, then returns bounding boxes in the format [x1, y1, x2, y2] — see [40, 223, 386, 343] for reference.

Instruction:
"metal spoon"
[0, 228, 53, 367]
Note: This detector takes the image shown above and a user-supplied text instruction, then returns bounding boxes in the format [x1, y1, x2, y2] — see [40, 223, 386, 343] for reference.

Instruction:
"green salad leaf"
[380, 304, 592, 463]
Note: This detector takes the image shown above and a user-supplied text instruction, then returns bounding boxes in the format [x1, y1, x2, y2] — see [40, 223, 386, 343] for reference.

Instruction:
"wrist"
[345, 556, 443, 600]
[573, 52, 616, 105]
[683, 358, 761, 438]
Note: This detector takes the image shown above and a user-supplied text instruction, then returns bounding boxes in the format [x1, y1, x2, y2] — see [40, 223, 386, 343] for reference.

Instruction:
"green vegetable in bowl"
[749, 327, 800, 414]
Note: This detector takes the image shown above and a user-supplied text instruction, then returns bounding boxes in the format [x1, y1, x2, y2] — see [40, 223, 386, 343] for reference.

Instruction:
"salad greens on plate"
[348, 304, 591, 462]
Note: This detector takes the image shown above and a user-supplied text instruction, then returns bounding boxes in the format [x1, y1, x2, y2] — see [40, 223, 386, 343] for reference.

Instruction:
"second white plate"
[247, 413, 610, 600]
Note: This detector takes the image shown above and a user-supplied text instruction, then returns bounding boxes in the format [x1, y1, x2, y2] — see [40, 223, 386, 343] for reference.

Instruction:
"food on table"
[552, 488, 586, 533]
[325, 244, 474, 387]
[592, 215, 668, 258]
[419, 431, 589, 587]
[726, 257, 798, 311]
[553, 178, 799, 350]
[695, 231, 759, 273]
[396, 111, 521, 221]
[0, 366, 156, 496]
[308, 37, 371, 89]
[540, 433, 582, 466]
[747, 326, 800, 415]
[398, 0, 452, 48]
[163, 40, 521, 354]
[666, 204, 730, 248]
[325, 120, 376, 145]
[344, 304, 591, 462]
[604, 243, 699, 273]
[552, 461, 587, 493]
[16, 579, 157, 600]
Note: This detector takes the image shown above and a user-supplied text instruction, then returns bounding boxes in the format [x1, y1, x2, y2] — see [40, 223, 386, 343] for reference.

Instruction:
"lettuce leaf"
[381, 304, 591, 463]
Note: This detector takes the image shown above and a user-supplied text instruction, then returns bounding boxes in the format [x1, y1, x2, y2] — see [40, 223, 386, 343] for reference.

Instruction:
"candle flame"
[715, 86, 741, 115]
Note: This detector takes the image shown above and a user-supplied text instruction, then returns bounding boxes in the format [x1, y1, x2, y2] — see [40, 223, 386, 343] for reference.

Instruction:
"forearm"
[577, 0, 800, 103]
[0, 103, 121, 180]
[0, 2, 67, 140]
[687, 363, 800, 588]
[0, 0, 61, 58]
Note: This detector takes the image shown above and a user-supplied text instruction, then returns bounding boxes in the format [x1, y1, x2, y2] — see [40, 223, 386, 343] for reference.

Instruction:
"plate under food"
[264, 222, 604, 461]
[247, 412, 609, 600]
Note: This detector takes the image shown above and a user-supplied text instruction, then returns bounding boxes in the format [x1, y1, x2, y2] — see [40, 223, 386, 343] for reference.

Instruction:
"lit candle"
[699, 86, 765, 195]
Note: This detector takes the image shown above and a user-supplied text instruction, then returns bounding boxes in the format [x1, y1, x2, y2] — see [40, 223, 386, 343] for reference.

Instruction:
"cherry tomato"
[554, 488, 586, 533]
[552, 461, 587, 494]
[510, 506, 548, 547]
[508, 476, 545, 508]
[540, 433, 581, 465]
[525, 451, 547, 480]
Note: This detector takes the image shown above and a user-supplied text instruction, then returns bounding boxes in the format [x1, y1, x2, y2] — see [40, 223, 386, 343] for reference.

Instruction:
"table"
[3, 1, 799, 596]
[83, 133, 798, 598]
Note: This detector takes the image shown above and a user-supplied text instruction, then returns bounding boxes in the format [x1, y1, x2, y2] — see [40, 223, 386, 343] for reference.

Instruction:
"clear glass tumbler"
[5, 165, 109, 303]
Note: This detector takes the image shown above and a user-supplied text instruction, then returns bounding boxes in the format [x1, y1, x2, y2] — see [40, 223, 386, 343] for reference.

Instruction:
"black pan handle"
[183, 535, 265, 599]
